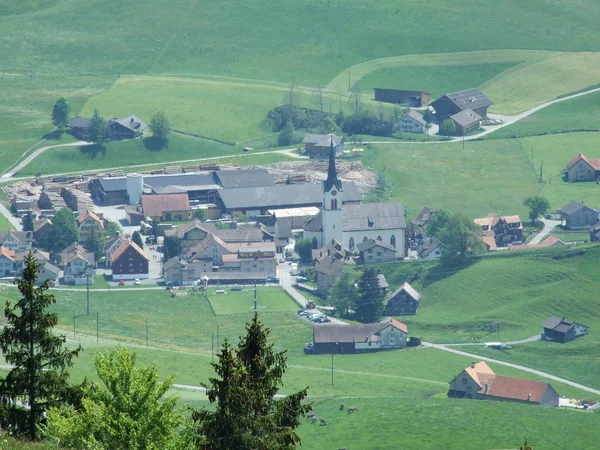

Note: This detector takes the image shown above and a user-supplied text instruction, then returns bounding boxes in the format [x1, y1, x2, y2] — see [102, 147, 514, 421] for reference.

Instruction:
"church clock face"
[331, 190, 337, 196]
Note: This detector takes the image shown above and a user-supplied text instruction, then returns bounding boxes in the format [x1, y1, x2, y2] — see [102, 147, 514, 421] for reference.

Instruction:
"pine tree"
[355, 267, 383, 323]
[22, 211, 34, 232]
[0, 254, 82, 440]
[84, 228, 104, 261]
[131, 230, 144, 249]
[87, 109, 108, 146]
[192, 314, 311, 449]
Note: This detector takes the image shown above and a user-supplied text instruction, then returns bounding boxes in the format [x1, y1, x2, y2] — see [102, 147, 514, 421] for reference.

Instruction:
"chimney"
[471, 362, 476, 369]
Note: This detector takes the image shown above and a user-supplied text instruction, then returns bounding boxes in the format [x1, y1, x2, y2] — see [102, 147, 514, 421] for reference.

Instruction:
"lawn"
[207, 287, 298, 315]
[366, 132, 600, 221]
[490, 90, 600, 140]
[550, 228, 592, 243]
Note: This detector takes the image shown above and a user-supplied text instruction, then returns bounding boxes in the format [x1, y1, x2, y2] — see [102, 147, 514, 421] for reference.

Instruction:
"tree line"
[1, 256, 311, 448]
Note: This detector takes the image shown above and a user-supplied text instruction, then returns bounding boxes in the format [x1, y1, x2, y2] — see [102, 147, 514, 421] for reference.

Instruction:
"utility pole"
[211, 332, 214, 364]
[254, 283, 258, 313]
[96, 312, 99, 343]
[539, 160, 543, 183]
[85, 265, 93, 316]
[145, 316, 148, 346]
[348, 67, 351, 91]
[331, 352, 334, 386]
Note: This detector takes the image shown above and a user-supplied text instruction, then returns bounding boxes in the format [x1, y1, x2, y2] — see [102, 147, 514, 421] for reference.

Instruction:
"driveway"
[0, 202, 22, 231]
[528, 218, 561, 245]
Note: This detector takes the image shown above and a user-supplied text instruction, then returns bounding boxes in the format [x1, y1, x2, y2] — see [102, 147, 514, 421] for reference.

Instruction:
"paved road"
[443, 335, 541, 347]
[528, 218, 562, 245]
[425, 342, 600, 396]
[0, 202, 22, 230]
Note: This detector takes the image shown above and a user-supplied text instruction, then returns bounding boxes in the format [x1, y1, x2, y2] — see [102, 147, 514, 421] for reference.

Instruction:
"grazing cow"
[347, 406, 358, 414]
[320, 418, 327, 426]
[339, 404, 345, 411]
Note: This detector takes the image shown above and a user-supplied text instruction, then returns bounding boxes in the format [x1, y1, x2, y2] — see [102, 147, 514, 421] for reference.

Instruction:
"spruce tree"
[131, 230, 144, 249]
[355, 267, 383, 323]
[193, 314, 311, 449]
[0, 254, 82, 440]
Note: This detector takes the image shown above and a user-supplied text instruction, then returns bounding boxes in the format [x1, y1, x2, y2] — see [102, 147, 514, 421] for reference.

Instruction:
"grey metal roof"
[558, 200, 595, 217]
[450, 108, 482, 127]
[69, 116, 92, 128]
[113, 115, 147, 132]
[98, 173, 220, 193]
[219, 182, 362, 210]
[357, 238, 396, 252]
[215, 169, 274, 188]
[437, 88, 493, 111]
[98, 177, 127, 192]
[402, 110, 427, 126]
[303, 133, 344, 147]
[342, 202, 406, 232]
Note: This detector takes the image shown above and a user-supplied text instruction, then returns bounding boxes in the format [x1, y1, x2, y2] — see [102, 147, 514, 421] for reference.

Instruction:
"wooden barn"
[373, 88, 432, 107]
[431, 88, 493, 119]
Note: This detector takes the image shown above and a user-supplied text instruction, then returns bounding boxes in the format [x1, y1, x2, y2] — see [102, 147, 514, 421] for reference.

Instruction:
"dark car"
[303, 343, 314, 354]
[266, 276, 279, 283]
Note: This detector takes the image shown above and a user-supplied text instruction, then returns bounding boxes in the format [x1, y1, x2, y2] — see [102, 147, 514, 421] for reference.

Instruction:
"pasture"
[207, 286, 298, 315]
[366, 132, 600, 220]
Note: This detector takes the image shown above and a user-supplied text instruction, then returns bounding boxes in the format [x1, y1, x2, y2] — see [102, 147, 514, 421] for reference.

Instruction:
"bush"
[341, 110, 395, 136]
[407, 337, 422, 347]
[439, 119, 457, 136]
[264, 105, 331, 132]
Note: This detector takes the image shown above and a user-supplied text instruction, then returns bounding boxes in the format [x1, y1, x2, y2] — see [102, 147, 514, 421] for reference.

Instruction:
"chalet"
[385, 282, 420, 315]
[417, 237, 441, 260]
[474, 213, 523, 247]
[0, 246, 15, 276]
[188, 233, 233, 264]
[542, 317, 589, 343]
[68, 116, 92, 140]
[398, 110, 427, 134]
[61, 243, 95, 285]
[107, 115, 147, 140]
[312, 240, 349, 264]
[0, 231, 33, 252]
[313, 240, 353, 292]
[449, 109, 481, 135]
[78, 211, 104, 241]
[303, 134, 345, 158]
[220, 242, 277, 274]
[431, 88, 493, 119]
[557, 201, 599, 229]
[309, 318, 408, 354]
[140, 193, 190, 223]
[357, 239, 397, 264]
[565, 153, 600, 182]
[448, 361, 559, 407]
[373, 89, 432, 107]
[508, 235, 566, 252]
[111, 238, 150, 281]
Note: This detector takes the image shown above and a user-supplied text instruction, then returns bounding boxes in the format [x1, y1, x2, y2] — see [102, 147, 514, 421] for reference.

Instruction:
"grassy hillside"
[366, 132, 600, 220]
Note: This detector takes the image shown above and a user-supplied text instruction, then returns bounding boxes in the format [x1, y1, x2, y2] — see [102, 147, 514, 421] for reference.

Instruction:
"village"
[1, 87, 599, 416]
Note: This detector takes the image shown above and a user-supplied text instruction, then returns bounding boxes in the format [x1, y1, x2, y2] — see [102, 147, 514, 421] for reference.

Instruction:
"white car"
[134, 278, 141, 285]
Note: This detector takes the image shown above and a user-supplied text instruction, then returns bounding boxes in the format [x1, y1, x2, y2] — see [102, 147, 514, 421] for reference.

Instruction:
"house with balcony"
[474, 213, 523, 247]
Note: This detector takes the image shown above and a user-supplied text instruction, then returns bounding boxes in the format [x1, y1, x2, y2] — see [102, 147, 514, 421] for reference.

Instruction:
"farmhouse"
[557, 201, 599, 229]
[565, 153, 600, 182]
[163, 257, 212, 285]
[373, 89, 432, 107]
[141, 193, 190, 223]
[398, 110, 427, 134]
[474, 213, 523, 247]
[431, 88, 493, 119]
[303, 145, 406, 254]
[448, 361, 559, 407]
[309, 318, 408, 354]
[0, 231, 33, 252]
[61, 243, 95, 285]
[385, 282, 420, 315]
[78, 211, 104, 241]
[357, 239, 397, 264]
[103, 232, 125, 267]
[37, 262, 61, 286]
[315, 252, 353, 292]
[111, 238, 150, 281]
[68, 116, 92, 140]
[0, 246, 15, 276]
[303, 133, 345, 158]
[107, 115, 147, 140]
[542, 316, 589, 343]
[13, 249, 50, 275]
[449, 109, 481, 135]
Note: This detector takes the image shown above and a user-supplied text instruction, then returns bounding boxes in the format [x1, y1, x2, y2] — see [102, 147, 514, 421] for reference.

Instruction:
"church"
[303, 140, 407, 257]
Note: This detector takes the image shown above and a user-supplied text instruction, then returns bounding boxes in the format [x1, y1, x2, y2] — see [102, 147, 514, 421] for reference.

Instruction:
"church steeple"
[324, 133, 342, 192]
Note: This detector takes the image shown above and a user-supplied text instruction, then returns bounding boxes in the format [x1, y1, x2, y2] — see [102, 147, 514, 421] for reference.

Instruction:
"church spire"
[324, 132, 342, 192]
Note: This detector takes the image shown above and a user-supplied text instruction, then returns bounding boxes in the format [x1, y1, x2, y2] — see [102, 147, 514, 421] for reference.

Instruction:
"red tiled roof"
[566, 153, 600, 171]
[141, 193, 190, 218]
[111, 238, 149, 263]
[78, 211, 104, 227]
[0, 246, 15, 261]
[509, 235, 565, 252]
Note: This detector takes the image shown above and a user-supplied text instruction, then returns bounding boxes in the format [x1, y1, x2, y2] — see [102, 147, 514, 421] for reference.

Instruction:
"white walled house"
[398, 110, 427, 134]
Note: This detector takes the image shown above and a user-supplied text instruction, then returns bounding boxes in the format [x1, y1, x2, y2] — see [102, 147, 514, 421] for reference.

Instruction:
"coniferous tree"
[84, 228, 104, 261]
[192, 314, 311, 449]
[355, 267, 383, 323]
[0, 254, 81, 440]
[22, 211, 34, 232]
[87, 109, 108, 146]
[51, 98, 71, 129]
[131, 231, 144, 249]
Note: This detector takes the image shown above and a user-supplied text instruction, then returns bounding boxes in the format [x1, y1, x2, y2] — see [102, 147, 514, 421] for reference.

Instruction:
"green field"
[365, 132, 600, 220]
[207, 287, 298, 315]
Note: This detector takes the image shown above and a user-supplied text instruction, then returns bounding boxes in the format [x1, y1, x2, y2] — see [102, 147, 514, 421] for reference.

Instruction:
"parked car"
[279, 257, 286, 263]
[303, 342, 314, 354]
[231, 285, 243, 291]
[298, 310, 312, 317]
[296, 276, 308, 283]
[118, 280, 125, 286]
[134, 278, 141, 285]
[314, 317, 331, 323]
[266, 276, 279, 283]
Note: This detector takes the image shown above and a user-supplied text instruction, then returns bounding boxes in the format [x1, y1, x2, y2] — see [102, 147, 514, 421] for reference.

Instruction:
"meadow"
[365, 132, 600, 220]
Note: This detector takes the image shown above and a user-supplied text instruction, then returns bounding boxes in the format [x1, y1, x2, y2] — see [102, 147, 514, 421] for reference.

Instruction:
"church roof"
[323, 136, 343, 192]
[304, 202, 406, 233]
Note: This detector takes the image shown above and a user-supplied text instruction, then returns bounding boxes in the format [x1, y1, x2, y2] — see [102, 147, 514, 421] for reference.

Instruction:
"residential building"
[473, 213, 523, 247]
[38, 262, 60, 286]
[449, 108, 481, 135]
[312, 240, 353, 292]
[417, 237, 441, 260]
[78, 211, 104, 241]
[385, 282, 420, 315]
[111, 238, 150, 281]
[377, 274, 389, 297]
[565, 153, 600, 182]
[189, 233, 234, 264]
[303, 133, 345, 158]
[103, 232, 125, 267]
[33, 219, 52, 244]
[168, 220, 264, 252]
[108, 115, 147, 139]
[398, 110, 426, 134]
[62, 243, 95, 285]
[357, 239, 397, 264]
[448, 361, 559, 407]
[309, 318, 408, 354]
[141, 193, 190, 222]
[557, 201, 599, 229]
[220, 242, 277, 274]
[68, 116, 92, 140]
[163, 257, 212, 285]
[431, 88, 493, 119]
[373, 89, 432, 107]
[13, 249, 50, 275]
[0, 246, 16, 276]
[0, 231, 33, 252]
[542, 316, 589, 343]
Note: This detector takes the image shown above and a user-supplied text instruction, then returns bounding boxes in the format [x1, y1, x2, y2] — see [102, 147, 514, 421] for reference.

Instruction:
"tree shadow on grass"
[79, 144, 106, 160]
[43, 129, 63, 140]
[421, 257, 480, 288]
[143, 136, 168, 152]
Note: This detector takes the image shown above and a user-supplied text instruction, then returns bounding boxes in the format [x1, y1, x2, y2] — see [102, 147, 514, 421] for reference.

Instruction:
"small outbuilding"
[542, 316, 589, 343]
[385, 282, 420, 315]
[303, 133, 345, 158]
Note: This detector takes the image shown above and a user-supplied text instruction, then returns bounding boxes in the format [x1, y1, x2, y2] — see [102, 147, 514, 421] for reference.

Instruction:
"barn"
[431, 88, 493, 119]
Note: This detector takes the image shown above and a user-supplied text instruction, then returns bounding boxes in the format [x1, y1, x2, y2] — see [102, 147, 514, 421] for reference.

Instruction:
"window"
[312, 237, 318, 248]
[377, 236, 382, 241]
[390, 235, 396, 247]
[349, 237, 354, 251]
[462, 378, 468, 385]
[377, 252, 382, 256]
